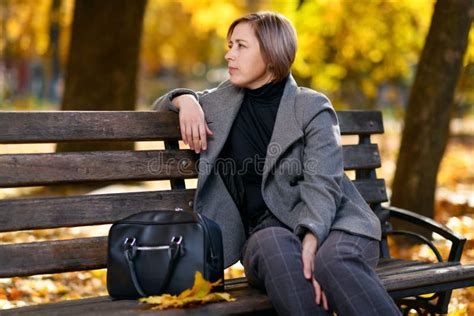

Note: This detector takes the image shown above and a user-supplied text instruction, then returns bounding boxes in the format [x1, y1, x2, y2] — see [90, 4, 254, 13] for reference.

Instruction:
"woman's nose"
[225, 49, 234, 61]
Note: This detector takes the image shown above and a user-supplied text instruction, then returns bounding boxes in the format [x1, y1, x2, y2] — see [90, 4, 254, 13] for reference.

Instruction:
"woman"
[154, 12, 400, 316]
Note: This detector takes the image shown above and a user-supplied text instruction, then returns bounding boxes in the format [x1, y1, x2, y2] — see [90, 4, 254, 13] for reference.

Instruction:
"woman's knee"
[242, 227, 302, 286]
[314, 231, 375, 280]
[243, 227, 301, 269]
[245, 226, 299, 257]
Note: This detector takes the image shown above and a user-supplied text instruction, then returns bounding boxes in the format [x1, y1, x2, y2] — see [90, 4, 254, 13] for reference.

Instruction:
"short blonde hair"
[227, 12, 297, 82]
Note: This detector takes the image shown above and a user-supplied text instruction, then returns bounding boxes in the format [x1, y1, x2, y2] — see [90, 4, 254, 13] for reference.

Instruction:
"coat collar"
[262, 75, 303, 185]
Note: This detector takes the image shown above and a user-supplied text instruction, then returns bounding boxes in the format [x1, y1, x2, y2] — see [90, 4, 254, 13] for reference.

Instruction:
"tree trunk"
[57, 0, 147, 152]
[44, 0, 61, 105]
[391, 0, 473, 225]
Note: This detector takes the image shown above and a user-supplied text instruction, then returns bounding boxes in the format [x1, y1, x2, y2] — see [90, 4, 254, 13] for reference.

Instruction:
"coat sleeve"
[151, 81, 231, 112]
[293, 97, 344, 247]
[152, 88, 200, 112]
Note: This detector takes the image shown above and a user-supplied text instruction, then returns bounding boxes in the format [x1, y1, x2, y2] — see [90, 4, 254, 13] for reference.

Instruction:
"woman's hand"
[173, 95, 213, 153]
[302, 231, 329, 311]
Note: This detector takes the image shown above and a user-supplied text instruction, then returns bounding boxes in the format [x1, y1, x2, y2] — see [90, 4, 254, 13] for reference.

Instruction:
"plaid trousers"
[241, 216, 401, 316]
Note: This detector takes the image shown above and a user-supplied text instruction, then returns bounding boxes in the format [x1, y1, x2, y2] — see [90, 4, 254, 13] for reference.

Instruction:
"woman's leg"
[242, 226, 330, 316]
[314, 230, 401, 316]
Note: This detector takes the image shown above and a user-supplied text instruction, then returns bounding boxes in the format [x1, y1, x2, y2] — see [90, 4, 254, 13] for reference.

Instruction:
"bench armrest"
[384, 206, 466, 262]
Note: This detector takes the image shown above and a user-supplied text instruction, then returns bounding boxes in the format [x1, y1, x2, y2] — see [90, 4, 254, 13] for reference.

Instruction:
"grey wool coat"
[154, 75, 381, 268]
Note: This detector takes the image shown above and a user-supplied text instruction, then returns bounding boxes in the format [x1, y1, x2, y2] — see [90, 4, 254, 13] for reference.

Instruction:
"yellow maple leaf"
[139, 271, 235, 310]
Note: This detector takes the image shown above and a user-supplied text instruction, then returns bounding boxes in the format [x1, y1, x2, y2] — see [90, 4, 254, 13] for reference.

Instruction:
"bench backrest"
[0, 110, 387, 278]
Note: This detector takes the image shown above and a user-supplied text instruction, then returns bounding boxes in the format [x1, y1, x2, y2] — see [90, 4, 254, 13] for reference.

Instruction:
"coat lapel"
[262, 75, 304, 186]
[197, 83, 244, 191]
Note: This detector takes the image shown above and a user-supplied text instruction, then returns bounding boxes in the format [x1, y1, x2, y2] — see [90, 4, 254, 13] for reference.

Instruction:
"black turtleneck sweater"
[219, 77, 287, 235]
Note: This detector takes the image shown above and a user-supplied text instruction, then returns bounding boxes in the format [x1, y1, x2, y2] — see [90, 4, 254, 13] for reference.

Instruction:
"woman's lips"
[228, 67, 237, 75]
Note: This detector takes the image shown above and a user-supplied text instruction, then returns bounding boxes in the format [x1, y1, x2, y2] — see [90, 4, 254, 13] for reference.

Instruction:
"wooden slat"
[0, 147, 381, 187]
[353, 179, 388, 203]
[337, 111, 384, 135]
[376, 258, 427, 273]
[0, 190, 195, 232]
[0, 288, 274, 315]
[0, 237, 107, 278]
[0, 110, 383, 144]
[376, 260, 458, 277]
[379, 262, 459, 277]
[342, 144, 380, 170]
[0, 150, 198, 187]
[0, 111, 180, 143]
[380, 263, 474, 293]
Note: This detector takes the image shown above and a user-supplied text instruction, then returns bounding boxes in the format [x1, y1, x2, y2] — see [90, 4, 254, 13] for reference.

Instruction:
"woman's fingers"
[177, 98, 211, 153]
[191, 123, 201, 153]
[181, 121, 208, 153]
[312, 277, 321, 305]
[199, 123, 207, 151]
[184, 122, 194, 150]
[205, 124, 213, 136]
[301, 249, 313, 279]
[322, 290, 329, 311]
[301, 232, 317, 280]
[180, 120, 187, 146]
[312, 278, 329, 311]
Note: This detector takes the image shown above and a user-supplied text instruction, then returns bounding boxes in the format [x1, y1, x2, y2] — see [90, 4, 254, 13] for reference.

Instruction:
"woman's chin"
[229, 78, 245, 88]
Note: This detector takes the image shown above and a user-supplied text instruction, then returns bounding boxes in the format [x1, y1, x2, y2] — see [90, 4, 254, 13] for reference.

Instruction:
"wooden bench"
[0, 110, 473, 315]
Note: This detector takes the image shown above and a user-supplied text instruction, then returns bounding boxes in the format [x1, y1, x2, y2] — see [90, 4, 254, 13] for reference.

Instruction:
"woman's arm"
[294, 107, 343, 247]
[152, 88, 212, 153]
[296, 101, 343, 311]
[302, 232, 329, 310]
[174, 95, 213, 153]
[152, 88, 199, 112]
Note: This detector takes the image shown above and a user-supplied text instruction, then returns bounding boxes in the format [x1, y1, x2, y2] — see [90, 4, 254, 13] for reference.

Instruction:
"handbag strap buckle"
[124, 237, 137, 260]
[170, 236, 184, 257]
[171, 235, 183, 246]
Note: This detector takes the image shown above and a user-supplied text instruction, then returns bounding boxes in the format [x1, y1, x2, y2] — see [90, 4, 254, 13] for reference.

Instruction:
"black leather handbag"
[107, 210, 224, 299]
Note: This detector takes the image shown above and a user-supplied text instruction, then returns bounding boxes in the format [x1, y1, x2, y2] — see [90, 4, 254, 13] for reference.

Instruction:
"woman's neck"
[244, 75, 288, 105]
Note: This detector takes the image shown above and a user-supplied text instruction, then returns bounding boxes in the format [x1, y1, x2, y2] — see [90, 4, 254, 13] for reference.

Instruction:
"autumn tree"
[391, 0, 473, 220]
[57, 0, 147, 152]
[44, 0, 61, 102]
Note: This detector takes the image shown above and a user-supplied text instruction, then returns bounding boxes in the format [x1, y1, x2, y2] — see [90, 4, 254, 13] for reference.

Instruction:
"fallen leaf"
[139, 271, 235, 310]
[8, 288, 23, 300]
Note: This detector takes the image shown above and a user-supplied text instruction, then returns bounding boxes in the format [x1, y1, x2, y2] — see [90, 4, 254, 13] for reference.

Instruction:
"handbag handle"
[123, 236, 183, 297]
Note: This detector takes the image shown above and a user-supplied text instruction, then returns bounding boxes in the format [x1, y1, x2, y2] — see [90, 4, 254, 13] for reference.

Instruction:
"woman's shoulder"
[295, 87, 336, 126]
[198, 80, 240, 101]
[296, 86, 332, 110]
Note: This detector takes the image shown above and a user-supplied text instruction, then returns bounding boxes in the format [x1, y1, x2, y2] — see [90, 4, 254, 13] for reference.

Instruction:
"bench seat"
[4, 259, 474, 315]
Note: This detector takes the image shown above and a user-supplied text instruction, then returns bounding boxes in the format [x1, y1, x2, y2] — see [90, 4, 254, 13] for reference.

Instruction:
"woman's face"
[225, 22, 273, 89]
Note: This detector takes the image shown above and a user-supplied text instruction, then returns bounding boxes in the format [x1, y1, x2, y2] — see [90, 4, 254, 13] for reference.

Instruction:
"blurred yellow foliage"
[2, 0, 473, 107]
[0, 0, 73, 62]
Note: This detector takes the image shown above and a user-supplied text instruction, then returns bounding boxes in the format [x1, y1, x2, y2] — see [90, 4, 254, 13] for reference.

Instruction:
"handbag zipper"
[124, 236, 183, 251]
[135, 245, 170, 251]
